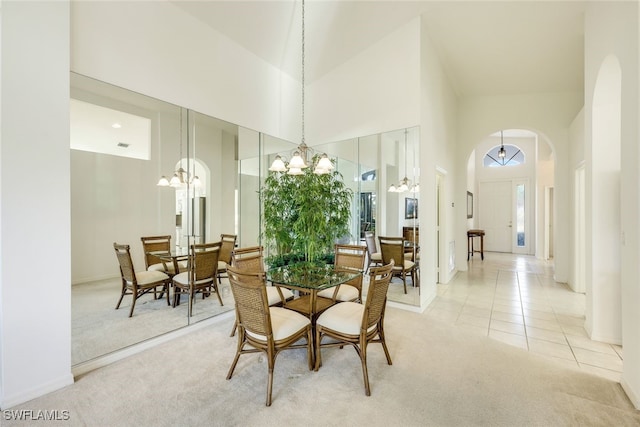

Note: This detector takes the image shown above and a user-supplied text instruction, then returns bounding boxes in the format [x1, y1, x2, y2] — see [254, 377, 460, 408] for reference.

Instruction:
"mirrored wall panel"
[70, 73, 253, 365]
[270, 127, 421, 306]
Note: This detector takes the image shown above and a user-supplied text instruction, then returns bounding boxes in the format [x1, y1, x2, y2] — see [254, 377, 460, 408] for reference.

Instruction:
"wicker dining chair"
[317, 244, 366, 303]
[226, 266, 313, 406]
[378, 236, 416, 294]
[364, 231, 383, 270]
[172, 242, 222, 317]
[113, 243, 170, 317]
[314, 261, 394, 396]
[140, 235, 185, 275]
[217, 234, 237, 284]
[227, 246, 294, 336]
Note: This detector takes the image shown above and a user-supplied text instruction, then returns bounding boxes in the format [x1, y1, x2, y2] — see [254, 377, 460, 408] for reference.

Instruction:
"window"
[516, 183, 525, 247]
[483, 144, 525, 167]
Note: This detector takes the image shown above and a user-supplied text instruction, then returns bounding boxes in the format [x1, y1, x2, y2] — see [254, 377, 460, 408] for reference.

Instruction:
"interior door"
[479, 181, 512, 252]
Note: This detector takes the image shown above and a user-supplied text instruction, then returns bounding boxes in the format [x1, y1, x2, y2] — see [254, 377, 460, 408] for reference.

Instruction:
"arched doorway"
[585, 55, 622, 343]
[467, 129, 555, 257]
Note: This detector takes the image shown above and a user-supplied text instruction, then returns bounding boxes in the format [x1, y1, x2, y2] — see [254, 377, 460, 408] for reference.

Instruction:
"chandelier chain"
[301, 0, 305, 145]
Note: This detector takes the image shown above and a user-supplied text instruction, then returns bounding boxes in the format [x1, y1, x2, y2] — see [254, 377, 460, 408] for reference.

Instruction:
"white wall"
[71, 1, 299, 143]
[584, 1, 640, 408]
[307, 18, 421, 144]
[419, 16, 459, 291]
[568, 108, 585, 293]
[0, 1, 74, 408]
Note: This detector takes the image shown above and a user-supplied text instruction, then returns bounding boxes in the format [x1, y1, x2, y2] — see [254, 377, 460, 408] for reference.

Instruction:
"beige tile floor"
[425, 252, 623, 382]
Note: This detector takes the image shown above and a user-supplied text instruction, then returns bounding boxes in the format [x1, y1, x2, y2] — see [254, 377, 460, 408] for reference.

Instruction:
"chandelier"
[157, 108, 201, 188]
[388, 129, 419, 193]
[268, 0, 334, 176]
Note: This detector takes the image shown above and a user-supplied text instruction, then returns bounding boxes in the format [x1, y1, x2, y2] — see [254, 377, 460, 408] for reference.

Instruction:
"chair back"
[378, 236, 405, 269]
[227, 266, 271, 338]
[363, 261, 394, 330]
[114, 243, 136, 284]
[140, 235, 172, 269]
[231, 246, 265, 273]
[190, 242, 220, 282]
[219, 234, 237, 264]
[364, 231, 378, 257]
[334, 244, 366, 291]
[402, 227, 419, 244]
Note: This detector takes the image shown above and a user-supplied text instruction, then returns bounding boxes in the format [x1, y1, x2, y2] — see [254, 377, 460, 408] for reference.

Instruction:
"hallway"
[426, 252, 623, 382]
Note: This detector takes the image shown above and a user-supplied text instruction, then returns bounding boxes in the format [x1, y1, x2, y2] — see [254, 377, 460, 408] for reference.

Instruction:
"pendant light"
[268, 0, 334, 177]
[388, 129, 417, 193]
[498, 130, 506, 159]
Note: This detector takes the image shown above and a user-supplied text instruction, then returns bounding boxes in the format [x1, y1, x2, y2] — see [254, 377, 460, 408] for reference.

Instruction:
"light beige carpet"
[7, 305, 640, 426]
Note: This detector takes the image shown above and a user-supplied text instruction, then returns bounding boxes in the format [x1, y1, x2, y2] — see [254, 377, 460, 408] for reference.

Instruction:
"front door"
[479, 181, 512, 252]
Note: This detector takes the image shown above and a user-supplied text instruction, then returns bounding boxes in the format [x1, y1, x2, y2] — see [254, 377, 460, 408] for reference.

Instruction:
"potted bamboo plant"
[262, 154, 352, 266]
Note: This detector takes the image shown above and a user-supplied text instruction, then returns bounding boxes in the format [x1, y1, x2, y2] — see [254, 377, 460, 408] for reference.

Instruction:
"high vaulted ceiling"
[172, 0, 585, 97]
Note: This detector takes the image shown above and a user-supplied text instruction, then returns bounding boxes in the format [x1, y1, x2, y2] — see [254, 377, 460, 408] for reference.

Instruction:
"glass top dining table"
[266, 262, 361, 319]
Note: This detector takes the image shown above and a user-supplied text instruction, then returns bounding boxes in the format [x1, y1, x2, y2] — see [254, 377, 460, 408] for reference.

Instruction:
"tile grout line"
[516, 269, 531, 351]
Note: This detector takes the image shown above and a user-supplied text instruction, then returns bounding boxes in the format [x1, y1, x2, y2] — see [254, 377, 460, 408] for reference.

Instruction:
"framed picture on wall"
[467, 191, 473, 219]
[405, 197, 418, 219]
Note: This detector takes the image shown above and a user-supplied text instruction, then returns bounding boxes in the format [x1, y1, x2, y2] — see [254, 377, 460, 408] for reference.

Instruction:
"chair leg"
[115, 291, 126, 310]
[128, 292, 137, 318]
[314, 328, 323, 371]
[226, 330, 245, 381]
[172, 288, 180, 308]
[115, 280, 127, 309]
[229, 320, 238, 337]
[306, 327, 314, 371]
[212, 282, 224, 306]
[188, 289, 194, 317]
[360, 341, 371, 396]
[402, 274, 407, 294]
[378, 325, 393, 365]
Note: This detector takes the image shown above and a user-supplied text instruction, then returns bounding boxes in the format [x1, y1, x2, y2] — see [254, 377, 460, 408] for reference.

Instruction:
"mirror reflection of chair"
[314, 261, 394, 396]
[317, 244, 366, 303]
[217, 234, 237, 284]
[140, 235, 184, 276]
[113, 243, 170, 317]
[228, 246, 294, 336]
[226, 266, 313, 406]
[378, 236, 416, 294]
[172, 242, 222, 317]
[364, 231, 383, 271]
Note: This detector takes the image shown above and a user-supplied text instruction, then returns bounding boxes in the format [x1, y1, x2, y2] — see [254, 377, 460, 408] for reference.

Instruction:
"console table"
[467, 229, 485, 261]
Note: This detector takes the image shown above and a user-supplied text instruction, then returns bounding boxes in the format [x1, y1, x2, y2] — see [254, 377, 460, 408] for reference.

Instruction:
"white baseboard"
[621, 377, 640, 410]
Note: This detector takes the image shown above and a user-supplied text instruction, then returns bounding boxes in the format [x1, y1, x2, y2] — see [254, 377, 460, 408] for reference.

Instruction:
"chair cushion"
[131, 270, 169, 285]
[316, 301, 367, 335]
[266, 286, 294, 306]
[148, 262, 177, 274]
[317, 285, 359, 302]
[218, 261, 228, 271]
[370, 252, 382, 262]
[393, 260, 415, 271]
[172, 271, 212, 287]
[246, 307, 310, 341]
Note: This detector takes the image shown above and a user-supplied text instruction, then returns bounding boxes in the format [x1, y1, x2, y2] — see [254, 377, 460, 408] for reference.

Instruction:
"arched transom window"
[484, 144, 525, 167]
